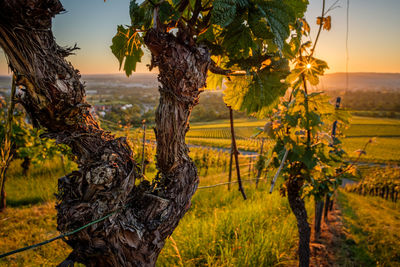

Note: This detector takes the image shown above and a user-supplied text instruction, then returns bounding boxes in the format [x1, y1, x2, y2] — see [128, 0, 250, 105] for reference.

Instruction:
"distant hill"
[318, 73, 400, 92]
[81, 73, 159, 92]
[1, 72, 399, 120]
[0, 75, 10, 90]
[1, 72, 399, 93]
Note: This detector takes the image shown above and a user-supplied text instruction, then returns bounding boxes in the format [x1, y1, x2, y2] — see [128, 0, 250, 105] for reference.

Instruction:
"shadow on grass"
[336, 191, 376, 267]
[6, 197, 46, 207]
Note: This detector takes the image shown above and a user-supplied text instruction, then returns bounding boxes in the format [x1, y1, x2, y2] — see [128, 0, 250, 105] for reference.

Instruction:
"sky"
[0, 0, 399, 75]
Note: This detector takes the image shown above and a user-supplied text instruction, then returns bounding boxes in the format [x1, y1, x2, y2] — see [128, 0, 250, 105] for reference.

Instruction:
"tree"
[257, 2, 350, 266]
[0, 0, 306, 266]
[222, 1, 349, 265]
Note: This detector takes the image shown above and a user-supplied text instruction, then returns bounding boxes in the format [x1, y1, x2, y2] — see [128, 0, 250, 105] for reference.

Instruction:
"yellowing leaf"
[323, 16, 331, 31]
[205, 72, 224, 90]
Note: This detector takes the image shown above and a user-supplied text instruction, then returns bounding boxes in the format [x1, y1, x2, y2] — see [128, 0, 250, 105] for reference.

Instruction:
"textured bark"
[329, 197, 334, 211]
[286, 170, 310, 267]
[21, 157, 31, 176]
[0, 1, 209, 266]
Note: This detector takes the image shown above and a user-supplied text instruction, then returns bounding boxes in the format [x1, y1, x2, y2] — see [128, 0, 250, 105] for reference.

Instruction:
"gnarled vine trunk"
[286, 167, 310, 267]
[0, 1, 209, 266]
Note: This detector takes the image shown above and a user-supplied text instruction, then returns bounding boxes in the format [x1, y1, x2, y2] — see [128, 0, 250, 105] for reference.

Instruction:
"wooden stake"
[269, 149, 289, 194]
[141, 119, 146, 178]
[229, 106, 247, 200]
[256, 138, 265, 188]
[228, 143, 233, 191]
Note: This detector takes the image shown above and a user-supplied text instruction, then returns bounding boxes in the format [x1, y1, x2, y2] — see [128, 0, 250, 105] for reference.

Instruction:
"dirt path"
[310, 201, 348, 267]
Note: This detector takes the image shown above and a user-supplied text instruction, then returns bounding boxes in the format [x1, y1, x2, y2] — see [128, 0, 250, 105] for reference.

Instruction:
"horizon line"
[0, 71, 400, 77]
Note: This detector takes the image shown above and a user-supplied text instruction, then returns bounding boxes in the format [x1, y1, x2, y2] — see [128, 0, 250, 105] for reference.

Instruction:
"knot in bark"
[86, 165, 116, 186]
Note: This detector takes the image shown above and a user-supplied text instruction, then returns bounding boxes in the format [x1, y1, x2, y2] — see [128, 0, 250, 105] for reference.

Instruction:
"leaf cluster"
[111, 0, 309, 115]
[267, 90, 350, 199]
[0, 100, 71, 165]
[260, 15, 353, 199]
[110, 25, 144, 76]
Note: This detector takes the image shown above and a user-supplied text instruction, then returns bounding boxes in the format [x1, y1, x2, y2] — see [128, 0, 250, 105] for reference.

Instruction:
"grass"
[186, 127, 257, 139]
[0, 202, 72, 266]
[158, 183, 314, 266]
[1, 115, 399, 265]
[343, 116, 400, 162]
[125, 115, 400, 162]
[5, 157, 76, 207]
[187, 137, 271, 152]
[0, 157, 79, 265]
[337, 190, 400, 266]
[184, 116, 400, 162]
[190, 118, 264, 129]
[345, 124, 400, 138]
[347, 116, 400, 126]
[0, 163, 314, 266]
[343, 137, 400, 162]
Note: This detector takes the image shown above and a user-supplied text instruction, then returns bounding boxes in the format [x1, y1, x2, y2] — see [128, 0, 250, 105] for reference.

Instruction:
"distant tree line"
[190, 92, 248, 122]
[98, 91, 248, 126]
[327, 89, 400, 118]
[103, 104, 155, 127]
[100, 88, 400, 126]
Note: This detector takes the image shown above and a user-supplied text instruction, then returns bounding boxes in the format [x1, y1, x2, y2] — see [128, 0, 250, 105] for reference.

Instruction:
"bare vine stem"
[310, 0, 326, 57]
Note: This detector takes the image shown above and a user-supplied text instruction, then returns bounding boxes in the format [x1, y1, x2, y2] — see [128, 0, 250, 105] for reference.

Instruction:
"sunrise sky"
[0, 0, 399, 75]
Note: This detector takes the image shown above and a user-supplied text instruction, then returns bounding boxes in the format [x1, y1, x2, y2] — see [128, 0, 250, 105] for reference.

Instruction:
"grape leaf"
[248, 8, 274, 40]
[205, 72, 225, 90]
[256, 0, 296, 50]
[211, 0, 237, 27]
[130, 1, 153, 29]
[110, 25, 144, 76]
[221, 18, 256, 59]
[224, 65, 289, 117]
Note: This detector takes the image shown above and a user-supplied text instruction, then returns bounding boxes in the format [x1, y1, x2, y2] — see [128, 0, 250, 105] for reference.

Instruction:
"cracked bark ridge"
[139, 26, 210, 262]
[0, 1, 209, 266]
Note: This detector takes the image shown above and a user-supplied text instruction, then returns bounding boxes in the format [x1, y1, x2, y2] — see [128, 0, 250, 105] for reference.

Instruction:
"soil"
[310, 200, 348, 267]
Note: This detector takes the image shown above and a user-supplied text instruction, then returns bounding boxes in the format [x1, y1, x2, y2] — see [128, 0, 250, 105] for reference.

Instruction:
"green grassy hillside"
[185, 116, 400, 162]
[0, 161, 311, 266]
[337, 190, 400, 266]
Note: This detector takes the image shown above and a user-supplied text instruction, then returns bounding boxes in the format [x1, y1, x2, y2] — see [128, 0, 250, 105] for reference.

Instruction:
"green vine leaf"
[110, 25, 144, 76]
[256, 0, 295, 50]
[130, 1, 153, 29]
[205, 72, 225, 90]
[221, 17, 256, 59]
[224, 64, 289, 117]
[211, 0, 237, 27]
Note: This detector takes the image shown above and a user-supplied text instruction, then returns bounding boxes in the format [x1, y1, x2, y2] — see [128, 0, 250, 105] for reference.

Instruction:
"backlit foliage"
[111, 0, 309, 116]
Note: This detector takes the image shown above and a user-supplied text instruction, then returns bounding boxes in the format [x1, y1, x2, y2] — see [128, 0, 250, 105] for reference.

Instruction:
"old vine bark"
[0, 1, 208, 266]
[286, 163, 311, 267]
